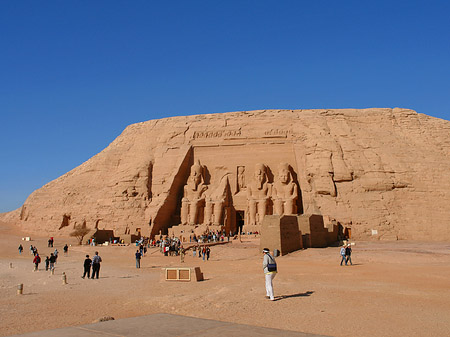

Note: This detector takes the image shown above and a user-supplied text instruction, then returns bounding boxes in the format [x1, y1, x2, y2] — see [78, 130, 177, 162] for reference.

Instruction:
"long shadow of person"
[274, 291, 314, 301]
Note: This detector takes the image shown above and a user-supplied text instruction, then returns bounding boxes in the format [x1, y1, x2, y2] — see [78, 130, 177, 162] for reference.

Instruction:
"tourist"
[82, 254, 92, 279]
[345, 244, 353, 266]
[180, 248, 185, 263]
[135, 250, 141, 268]
[262, 248, 277, 301]
[63, 244, 69, 255]
[49, 253, 56, 270]
[29, 245, 34, 255]
[54, 249, 59, 264]
[340, 245, 347, 266]
[45, 256, 50, 271]
[206, 247, 211, 260]
[91, 251, 102, 279]
[33, 253, 41, 271]
[202, 246, 206, 261]
[193, 246, 196, 257]
[18, 244, 23, 254]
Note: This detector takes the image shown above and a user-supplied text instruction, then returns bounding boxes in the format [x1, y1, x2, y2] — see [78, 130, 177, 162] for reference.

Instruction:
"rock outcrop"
[5, 108, 450, 241]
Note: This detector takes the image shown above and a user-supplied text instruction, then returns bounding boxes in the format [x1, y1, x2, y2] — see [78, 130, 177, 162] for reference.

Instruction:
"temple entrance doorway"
[236, 211, 245, 235]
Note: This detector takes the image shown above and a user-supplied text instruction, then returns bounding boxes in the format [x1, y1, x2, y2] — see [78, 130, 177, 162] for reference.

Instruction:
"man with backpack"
[33, 254, 41, 271]
[262, 248, 277, 301]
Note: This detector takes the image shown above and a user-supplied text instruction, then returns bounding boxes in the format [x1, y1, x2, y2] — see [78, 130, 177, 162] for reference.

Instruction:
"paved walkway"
[12, 313, 330, 337]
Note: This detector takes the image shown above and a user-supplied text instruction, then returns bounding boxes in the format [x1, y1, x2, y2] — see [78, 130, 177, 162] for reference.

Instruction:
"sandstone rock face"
[6, 108, 450, 241]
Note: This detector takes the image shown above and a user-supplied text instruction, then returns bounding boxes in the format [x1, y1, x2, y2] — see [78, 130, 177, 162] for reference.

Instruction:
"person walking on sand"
[345, 244, 353, 266]
[340, 245, 347, 266]
[49, 253, 56, 271]
[91, 251, 102, 279]
[262, 248, 277, 301]
[18, 244, 23, 254]
[135, 250, 141, 268]
[33, 253, 41, 271]
[82, 255, 92, 279]
[63, 244, 69, 255]
[45, 256, 50, 271]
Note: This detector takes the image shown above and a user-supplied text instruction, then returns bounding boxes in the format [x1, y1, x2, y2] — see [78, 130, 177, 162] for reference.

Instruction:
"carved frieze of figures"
[180, 160, 299, 228]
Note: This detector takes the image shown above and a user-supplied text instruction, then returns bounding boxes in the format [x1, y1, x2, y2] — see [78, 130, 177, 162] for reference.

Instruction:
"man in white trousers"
[262, 248, 277, 301]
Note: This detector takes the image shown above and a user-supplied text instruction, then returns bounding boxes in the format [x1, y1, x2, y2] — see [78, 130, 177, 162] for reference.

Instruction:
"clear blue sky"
[1, 1, 449, 213]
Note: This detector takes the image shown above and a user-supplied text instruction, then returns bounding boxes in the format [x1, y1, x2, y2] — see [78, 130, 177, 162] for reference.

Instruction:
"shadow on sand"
[274, 291, 314, 301]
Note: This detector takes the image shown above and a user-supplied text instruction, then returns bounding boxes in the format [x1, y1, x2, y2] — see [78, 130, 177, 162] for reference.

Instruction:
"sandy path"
[1, 221, 450, 337]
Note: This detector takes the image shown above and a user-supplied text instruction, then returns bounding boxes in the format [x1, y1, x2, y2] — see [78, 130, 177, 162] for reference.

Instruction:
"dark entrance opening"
[236, 211, 245, 235]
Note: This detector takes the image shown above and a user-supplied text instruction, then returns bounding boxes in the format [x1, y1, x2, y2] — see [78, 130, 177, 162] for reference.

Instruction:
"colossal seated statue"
[181, 161, 208, 225]
[247, 163, 271, 226]
[272, 162, 298, 215]
[204, 175, 229, 226]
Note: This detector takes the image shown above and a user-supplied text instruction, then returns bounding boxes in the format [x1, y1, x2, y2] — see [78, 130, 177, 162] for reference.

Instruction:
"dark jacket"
[84, 258, 92, 269]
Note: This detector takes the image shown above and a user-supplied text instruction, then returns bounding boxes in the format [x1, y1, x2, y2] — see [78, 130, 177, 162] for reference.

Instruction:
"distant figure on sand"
[45, 256, 50, 271]
[345, 244, 353, 265]
[82, 255, 92, 279]
[135, 250, 141, 268]
[49, 253, 56, 270]
[18, 244, 23, 254]
[262, 248, 277, 301]
[340, 245, 347, 266]
[33, 254, 41, 271]
[91, 251, 102, 279]
[63, 244, 69, 255]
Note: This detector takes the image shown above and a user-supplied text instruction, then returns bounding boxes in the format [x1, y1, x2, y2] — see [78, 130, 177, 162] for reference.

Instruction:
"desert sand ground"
[1, 221, 450, 337]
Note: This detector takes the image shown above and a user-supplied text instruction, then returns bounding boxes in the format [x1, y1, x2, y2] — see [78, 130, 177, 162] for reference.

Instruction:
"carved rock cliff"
[4, 108, 450, 241]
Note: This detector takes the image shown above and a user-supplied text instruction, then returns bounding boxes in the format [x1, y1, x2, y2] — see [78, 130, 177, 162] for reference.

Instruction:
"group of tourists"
[192, 245, 211, 260]
[339, 244, 353, 266]
[20, 233, 356, 303]
[189, 230, 229, 243]
[135, 244, 147, 268]
[81, 251, 102, 279]
[158, 237, 182, 256]
[24, 243, 60, 272]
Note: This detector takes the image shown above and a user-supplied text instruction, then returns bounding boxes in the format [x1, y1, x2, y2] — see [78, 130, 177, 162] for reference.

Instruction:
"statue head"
[254, 163, 267, 189]
[189, 160, 204, 187]
[277, 163, 291, 184]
